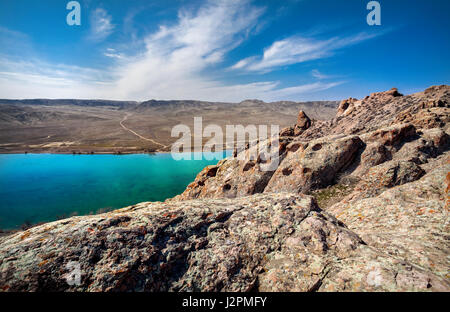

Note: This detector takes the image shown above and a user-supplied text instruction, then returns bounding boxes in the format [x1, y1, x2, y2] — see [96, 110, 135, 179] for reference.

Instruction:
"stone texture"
[0, 193, 316, 291]
[337, 97, 359, 118]
[328, 161, 450, 280]
[279, 126, 294, 137]
[298, 85, 449, 141]
[173, 137, 292, 200]
[175, 86, 449, 204]
[1, 192, 448, 292]
[293, 110, 311, 136]
[264, 135, 364, 193]
[1, 85, 449, 292]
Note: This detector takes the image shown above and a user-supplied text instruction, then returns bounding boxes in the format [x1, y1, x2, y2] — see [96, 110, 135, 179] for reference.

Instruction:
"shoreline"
[0, 149, 232, 234]
[0, 150, 165, 155]
[0, 145, 234, 155]
[0, 150, 232, 155]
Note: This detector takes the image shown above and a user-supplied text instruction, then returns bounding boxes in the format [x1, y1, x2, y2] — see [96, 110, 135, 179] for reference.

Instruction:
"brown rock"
[173, 137, 292, 200]
[328, 162, 450, 281]
[366, 124, 417, 146]
[300, 85, 449, 141]
[2, 192, 447, 292]
[293, 110, 311, 136]
[336, 97, 358, 117]
[264, 135, 364, 193]
[385, 87, 403, 97]
[279, 126, 294, 137]
[357, 160, 425, 197]
[359, 142, 391, 168]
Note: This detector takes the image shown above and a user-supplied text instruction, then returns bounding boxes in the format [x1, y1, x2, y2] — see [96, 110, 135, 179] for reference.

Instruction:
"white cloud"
[263, 81, 344, 100]
[108, 0, 266, 100]
[0, 57, 114, 99]
[104, 48, 125, 59]
[231, 32, 379, 72]
[89, 8, 115, 41]
[311, 69, 330, 79]
[0, 0, 347, 102]
[230, 56, 256, 70]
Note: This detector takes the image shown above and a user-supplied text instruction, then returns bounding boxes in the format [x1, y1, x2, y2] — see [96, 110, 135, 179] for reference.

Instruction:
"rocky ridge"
[0, 85, 449, 291]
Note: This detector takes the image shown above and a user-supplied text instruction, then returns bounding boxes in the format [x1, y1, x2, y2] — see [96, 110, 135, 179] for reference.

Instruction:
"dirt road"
[120, 114, 169, 150]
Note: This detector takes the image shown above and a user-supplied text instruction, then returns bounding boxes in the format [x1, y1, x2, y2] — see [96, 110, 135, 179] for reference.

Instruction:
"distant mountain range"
[0, 98, 338, 154]
[0, 98, 338, 111]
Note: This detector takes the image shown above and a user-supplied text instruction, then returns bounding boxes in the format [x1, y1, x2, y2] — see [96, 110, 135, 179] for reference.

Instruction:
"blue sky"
[0, 0, 448, 101]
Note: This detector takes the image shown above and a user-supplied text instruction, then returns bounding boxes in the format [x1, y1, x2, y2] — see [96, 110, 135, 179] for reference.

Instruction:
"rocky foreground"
[0, 85, 449, 291]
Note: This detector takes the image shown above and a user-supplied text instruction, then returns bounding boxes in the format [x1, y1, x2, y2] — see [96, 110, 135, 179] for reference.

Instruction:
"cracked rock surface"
[1, 192, 447, 292]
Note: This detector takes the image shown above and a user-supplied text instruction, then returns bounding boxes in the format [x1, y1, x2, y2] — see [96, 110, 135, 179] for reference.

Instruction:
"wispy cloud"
[311, 69, 331, 80]
[0, 0, 347, 101]
[230, 56, 256, 70]
[0, 26, 29, 43]
[104, 48, 125, 60]
[264, 81, 344, 100]
[109, 0, 270, 101]
[89, 8, 115, 41]
[0, 56, 114, 98]
[0, 26, 34, 56]
[231, 32, 380, 72]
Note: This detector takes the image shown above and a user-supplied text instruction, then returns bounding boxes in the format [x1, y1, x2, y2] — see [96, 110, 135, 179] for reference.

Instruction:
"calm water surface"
[0, 152, 229, 230]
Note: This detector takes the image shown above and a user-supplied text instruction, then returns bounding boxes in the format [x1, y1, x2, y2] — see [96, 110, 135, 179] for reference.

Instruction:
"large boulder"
[0, 193, 317, 291]
[293, 110, 311, 136]
[174, 137, 292, 200]
[264, 135, 364, 193]
[1, 192, 448, 292]
[336, 97, 359, 117]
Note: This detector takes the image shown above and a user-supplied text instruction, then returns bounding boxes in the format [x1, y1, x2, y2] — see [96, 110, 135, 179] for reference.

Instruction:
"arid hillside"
[0, 99, 338, 154]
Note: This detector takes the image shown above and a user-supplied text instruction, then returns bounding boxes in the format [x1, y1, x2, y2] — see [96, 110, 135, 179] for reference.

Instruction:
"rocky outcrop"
[264, 135, 363, 193]
[299, 85, 449, 140]
[279, 110, 312, 137]
[168, 85, 450, 292]
[176, 85, 450, 201]
[0, 193, 316, 291]
[0, 85, 449, 292]
[1, 192, 448, 292]
[328, 160, 450, 280]
[174, 137, 292, 201]
[294, 110, 311, 136]
[279, 126, 294, 137]
[337, 97, 359, 117]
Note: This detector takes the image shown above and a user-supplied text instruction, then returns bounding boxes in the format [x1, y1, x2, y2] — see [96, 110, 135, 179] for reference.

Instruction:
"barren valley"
[0, 99, 338, 153]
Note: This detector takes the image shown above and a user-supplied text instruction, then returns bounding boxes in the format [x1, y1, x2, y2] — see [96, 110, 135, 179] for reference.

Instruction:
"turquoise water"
[0, 152, 229, 230]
